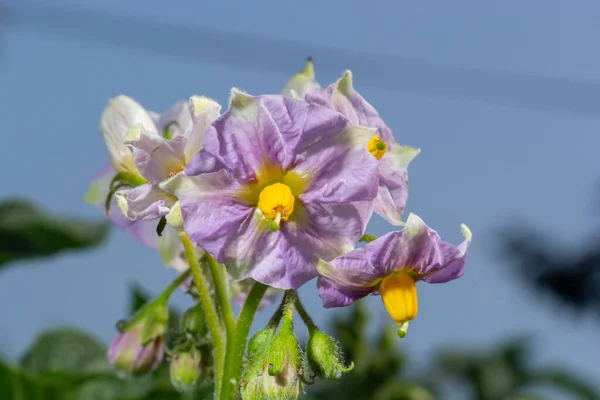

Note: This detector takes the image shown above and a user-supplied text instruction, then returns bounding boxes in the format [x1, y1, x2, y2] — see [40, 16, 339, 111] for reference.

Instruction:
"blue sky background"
[1, 0, 600, 393]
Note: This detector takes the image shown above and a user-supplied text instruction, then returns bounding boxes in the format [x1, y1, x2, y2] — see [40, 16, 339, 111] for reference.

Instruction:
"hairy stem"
[220, 282, 267, 400]
[179, 232, 225, 398]
[206, 253, 235, 337]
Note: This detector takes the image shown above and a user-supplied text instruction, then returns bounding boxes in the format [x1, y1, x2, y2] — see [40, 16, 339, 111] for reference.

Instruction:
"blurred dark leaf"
[0, 198, 111, 268]
[20, 328, 107, 375]
[500, 223, 600, 313]
[436, 337, 600, 400]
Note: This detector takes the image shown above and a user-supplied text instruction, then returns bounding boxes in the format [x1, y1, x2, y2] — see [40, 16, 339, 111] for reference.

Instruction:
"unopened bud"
[182, 303, 206, 336]
[170, 347, 202, 393]
[108, 300, 169, 377]
[108, 325, 164, 377]
[306, 330, 354, 379]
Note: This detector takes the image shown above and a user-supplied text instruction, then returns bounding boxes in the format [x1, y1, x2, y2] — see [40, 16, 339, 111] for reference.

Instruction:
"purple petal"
[200, 90, 289, 180]
[366, 214, 472, 282]
[185, 149, 226, 175]
[304, 71, 395, 143]
[297, 125, 379, 205]
[125, 126, 187, 184]
[161, 170, 255, 264]
[85, 163, 184, 266]
[156, 101, 192, 138]
[317, 276, 374, 308]
[115, 183, 175, 221]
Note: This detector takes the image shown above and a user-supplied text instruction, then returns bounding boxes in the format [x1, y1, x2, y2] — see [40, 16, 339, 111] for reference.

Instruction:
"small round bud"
[170, 348, 202, 393]
[182, 304, 206, 335]
[108, 326, 164, 377]
[306, 330, 353, 379]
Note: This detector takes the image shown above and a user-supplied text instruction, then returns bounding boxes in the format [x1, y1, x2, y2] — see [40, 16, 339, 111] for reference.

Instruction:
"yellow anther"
[367, 135, 388, 160]
[258, 183, 295, 227]
[168, 165, 185, 177]
[380, 273, 418, 326]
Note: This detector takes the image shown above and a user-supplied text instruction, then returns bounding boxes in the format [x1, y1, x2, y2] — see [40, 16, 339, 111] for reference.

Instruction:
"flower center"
[367, 135, 387, 160]
[380, 272, 418, 327]
[258, 183, 295, 232]
[168, 165, 185, 177]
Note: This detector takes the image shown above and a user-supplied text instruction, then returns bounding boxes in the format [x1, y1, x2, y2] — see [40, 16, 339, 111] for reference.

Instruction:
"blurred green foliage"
[0, 198, 110, 268]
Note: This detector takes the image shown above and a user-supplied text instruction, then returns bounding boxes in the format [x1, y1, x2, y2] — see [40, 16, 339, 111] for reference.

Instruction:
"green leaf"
[0, 198, 111, 268]
[20, 328, 108, 375]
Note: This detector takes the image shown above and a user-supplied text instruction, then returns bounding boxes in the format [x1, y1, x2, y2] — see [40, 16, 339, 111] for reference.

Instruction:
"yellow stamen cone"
[367, 135, 388, 160]
[258, 183, 295, 225]
[380, 273, 418, 326]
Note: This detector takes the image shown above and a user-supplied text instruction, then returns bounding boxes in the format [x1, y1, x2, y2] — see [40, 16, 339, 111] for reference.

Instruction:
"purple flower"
[115, 96, 221, 222]
[316, 214, 471, 333]
[85, 95, 220, 270]
[108, 325, 165, 377]
[303, 71, 420, 226]
[85, 163, 188, 270]
[162, 90, 379, 289]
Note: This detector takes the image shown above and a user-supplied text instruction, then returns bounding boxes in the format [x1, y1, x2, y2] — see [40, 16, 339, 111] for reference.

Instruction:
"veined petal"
[316, 249, 383, 289]
[183, 96, 221, 162]
[305, 70, 395, 143]
[226, 211, 284, 284]
[161, 170, 254, 261]
[115, 183, 176, 221]
[184, 149, 225, 176]
[373, 143, 420, 226]
[272, 200, 372, 290]
[86, 163, 185, 268]
[156, 101, 192, 139]
[366, 213, 472, 282]
[297, 124, 379, 204]
[317, 278, 370, 308]
[99, 95, 157, 175]
[124, 125, 187, 184]
[282, 57, 321, 98]
[200, 89, 287, 180]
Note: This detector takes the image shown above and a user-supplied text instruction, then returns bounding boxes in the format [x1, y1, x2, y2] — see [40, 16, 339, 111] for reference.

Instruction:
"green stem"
[156, 268, 192, 304]
[220, 282, 268, 400]
[179, 232, 225, 399]
[206, 253, 235, 337]
[293, 292, 318, 334]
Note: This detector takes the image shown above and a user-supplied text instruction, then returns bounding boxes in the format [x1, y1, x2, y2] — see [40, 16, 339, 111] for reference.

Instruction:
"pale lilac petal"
[124, 126, 187, 184]
[184, 149, 225, 176]
[374, 144, 420, 225]
[86, 163, 185, 268]
[183, 96, 221, 162]
[304, 71, 394, 143]
[317, 276, 373, 308]
[200, 90, 288, 180]
[366, 214, 471, 281]
[229, 212, 285, 284]
[115, 183, 175, 221]
[297, 125, 379, 205]
[270, 201, 372, 289]
[161, 170, 254, 263]
[99, 95, 157, 175]
[157, 101, 191, 139]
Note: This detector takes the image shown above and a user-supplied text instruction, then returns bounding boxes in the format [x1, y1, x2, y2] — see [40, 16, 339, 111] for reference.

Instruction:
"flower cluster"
[88, 58, 471, 398]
